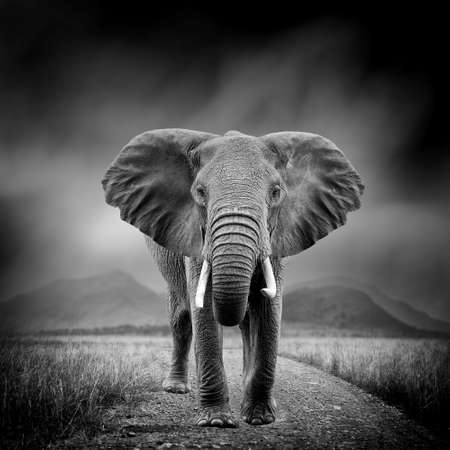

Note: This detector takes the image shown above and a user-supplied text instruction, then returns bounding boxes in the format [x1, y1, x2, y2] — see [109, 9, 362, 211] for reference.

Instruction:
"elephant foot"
[196, 405, 238, 428]
[241, 396, 277, 426]
[162, 376, 190, 394]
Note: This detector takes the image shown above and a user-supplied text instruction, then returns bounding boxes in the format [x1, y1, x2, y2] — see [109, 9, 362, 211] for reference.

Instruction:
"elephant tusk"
[261, 257, 277, 299]
[195, 259, 210, 308]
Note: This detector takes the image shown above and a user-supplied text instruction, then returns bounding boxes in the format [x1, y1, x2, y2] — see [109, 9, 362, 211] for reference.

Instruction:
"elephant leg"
[240, 260, 282, 426]
[149, 240, 192, 394]
[187, 259, 238, 428]
[162, 288, 192, 394]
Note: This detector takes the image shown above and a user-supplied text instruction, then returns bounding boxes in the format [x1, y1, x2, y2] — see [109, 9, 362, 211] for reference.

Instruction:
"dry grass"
[2, 334, 449, 447]
[0, 337, 165, 448]
[280, 336, 450, 436]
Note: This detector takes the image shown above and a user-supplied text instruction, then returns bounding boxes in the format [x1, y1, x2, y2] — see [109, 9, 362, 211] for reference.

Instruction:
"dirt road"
[57, 348, 442, 449]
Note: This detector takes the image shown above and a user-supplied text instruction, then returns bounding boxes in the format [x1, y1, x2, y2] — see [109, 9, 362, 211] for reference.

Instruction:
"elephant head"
[102, 129, 364, 326]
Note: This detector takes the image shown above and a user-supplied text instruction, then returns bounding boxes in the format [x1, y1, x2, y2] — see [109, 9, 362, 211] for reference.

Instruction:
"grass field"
[1, 334, 449, 447]
[0, 337, 168, 448]
[280, 336, 450, 437]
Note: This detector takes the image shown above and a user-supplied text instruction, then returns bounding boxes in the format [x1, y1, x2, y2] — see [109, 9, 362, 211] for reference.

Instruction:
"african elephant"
[102, 129, 363, 427]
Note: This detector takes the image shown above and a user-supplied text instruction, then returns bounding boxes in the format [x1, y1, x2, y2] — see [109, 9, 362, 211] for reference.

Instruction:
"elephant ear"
[261, 132, 364, 257]
[102, 128, 218, 256]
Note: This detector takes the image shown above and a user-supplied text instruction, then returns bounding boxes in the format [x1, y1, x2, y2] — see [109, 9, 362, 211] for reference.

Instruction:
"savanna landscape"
[2, 4, 450, 449]
[1, 272, 449, 448]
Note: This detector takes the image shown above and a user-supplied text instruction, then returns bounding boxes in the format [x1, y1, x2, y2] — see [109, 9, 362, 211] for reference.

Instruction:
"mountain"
[0, 270, 167, 332]
[3, 270, 448, 336]
[359, 283, 450, 334]
[283, 284, 419, 334]
[284, 278, 450, 334]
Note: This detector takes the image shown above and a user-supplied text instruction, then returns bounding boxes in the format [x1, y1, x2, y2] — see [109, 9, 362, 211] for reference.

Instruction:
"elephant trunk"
[210, 211, 258, 326]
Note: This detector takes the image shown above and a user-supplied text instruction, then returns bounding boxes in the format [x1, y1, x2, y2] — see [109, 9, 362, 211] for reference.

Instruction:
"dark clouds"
[1, 3, 449, 320]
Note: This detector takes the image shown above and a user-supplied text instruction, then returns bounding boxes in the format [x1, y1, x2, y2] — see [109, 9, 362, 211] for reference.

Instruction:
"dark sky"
[1, 2, 449, 319]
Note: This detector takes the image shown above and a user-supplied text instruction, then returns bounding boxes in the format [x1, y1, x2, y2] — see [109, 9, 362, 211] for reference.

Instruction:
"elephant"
[102, 128, 363, 427]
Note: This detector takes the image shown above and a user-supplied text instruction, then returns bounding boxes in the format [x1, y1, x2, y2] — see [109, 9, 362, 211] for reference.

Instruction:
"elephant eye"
[193, 184, 207, 206]
[271, 185, 281, 200]
[196, 185, 206, 198]
[269, 184, 284, 205]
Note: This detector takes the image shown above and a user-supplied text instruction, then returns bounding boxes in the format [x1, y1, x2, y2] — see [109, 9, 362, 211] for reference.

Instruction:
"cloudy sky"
[1, 4, 449, 320]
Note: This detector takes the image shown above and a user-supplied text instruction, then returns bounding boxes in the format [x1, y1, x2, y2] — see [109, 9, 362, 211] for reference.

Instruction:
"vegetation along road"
[56, 348, 442, 449]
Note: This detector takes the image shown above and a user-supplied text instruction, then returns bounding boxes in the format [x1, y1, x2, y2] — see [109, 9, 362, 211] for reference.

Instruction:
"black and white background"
[1, 3, 448, 320]
[1, 3, 450, 448]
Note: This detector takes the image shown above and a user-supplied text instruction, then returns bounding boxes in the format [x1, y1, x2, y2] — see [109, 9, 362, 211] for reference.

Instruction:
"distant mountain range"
[284, 277, 450, 335]
[0, 270, 166, 332]
[1, 271, 449, 335]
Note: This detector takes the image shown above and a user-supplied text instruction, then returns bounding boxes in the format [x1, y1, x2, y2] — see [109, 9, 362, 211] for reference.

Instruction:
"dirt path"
[57, 349, 442, 449]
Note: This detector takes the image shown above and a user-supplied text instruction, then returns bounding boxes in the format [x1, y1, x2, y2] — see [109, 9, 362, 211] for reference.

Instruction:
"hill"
[283, 284, 420, 334]
[285, 277, 450, 334]
[3, 271, 448, 336]
[0, 270, 166, 332]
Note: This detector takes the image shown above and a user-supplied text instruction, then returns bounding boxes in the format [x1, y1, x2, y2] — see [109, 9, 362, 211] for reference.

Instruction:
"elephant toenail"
[264, 414, 274, 423]
[210, 418, 223, 426]
[251, 418, 263, 425]
[226, 418, 238, 427]
[197, 419, 208, 426]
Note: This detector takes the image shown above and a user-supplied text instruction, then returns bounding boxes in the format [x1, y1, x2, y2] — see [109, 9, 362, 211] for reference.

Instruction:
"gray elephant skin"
[102, 129, 364, 427]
